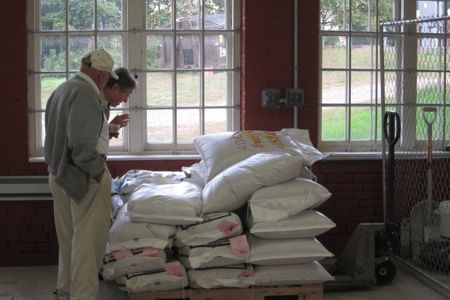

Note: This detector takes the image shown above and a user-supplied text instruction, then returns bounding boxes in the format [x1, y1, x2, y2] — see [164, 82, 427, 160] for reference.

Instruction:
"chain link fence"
[380, 16, 450, 298]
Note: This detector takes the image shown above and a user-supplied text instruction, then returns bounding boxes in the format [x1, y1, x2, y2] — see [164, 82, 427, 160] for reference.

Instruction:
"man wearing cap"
[44, 48, 118, 300]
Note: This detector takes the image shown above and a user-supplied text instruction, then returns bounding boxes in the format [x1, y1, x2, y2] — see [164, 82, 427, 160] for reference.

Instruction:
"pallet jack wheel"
[375, 258, 396, 285]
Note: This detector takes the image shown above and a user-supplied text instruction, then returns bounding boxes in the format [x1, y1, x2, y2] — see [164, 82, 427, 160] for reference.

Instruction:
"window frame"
[27, 0, 241, 158]
[319, 0, 450, 153]
[319, 0, 396, 153]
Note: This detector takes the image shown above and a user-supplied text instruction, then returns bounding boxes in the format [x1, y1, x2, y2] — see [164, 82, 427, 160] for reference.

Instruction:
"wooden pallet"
[128, 283, 323, 300]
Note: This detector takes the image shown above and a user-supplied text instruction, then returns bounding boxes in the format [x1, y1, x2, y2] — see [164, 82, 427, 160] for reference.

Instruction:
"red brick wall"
[0, 0, 383, 266]
[297, 0, 320, 144]
[241, 0, 294, 130]
[0, 201, 58, 266]
[313, 160, 384, 254]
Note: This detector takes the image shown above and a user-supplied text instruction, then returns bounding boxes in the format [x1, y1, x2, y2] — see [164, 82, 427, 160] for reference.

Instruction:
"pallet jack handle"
[383, 111, 401, 226]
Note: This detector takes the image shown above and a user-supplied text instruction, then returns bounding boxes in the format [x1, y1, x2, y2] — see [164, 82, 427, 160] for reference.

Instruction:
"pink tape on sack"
[229, 235, 250, 255]
[216, 220, 239, 235]
[165, 261, 184, 277]
[111, 249, 133, 261]
[238, 268, 255, 278]
[143, 247, 160, 257]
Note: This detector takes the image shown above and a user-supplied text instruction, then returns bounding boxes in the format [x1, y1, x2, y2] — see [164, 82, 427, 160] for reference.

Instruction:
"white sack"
[249, 210, 336, 239]
[254, 262, 334, 286]
[182, 161, 208, 187]
[111, 194, 125, 220]
[188, 265, 255, 289]
[102, 247, 167, 281]
[115, 169, 185, 194]
[127, 181, 203, 225]
[299, 166, 317, 181]
[249, 235, 333, 265]
[194, 128, 324, 182]
[175, 212, 243, 247]
[202, 152, 304, 214]
[108, 204, 176, 251]
[249, 178, 332, 222]
[118, 262, 188, 293]
[179, 235, 250, 269]
[114, 277, 128, 292]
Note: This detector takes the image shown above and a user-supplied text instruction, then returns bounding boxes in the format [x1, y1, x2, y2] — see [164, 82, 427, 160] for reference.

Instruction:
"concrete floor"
[0, 265, 448, 300]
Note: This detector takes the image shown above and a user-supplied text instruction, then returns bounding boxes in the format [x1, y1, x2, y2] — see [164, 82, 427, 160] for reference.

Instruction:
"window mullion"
[200, 0, 205, 135]
[28, 0, 39, 155]
[65, 0, 69, 77]
[347, 35, 352, 151]
[232, 0, 240, 131]
[401, 0, 418, 150]
[173, 0, 178, 153]
[128, 0, 146, 154]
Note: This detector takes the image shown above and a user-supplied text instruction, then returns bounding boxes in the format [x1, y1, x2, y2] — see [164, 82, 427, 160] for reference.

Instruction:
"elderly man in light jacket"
[44, 48, 118, 300]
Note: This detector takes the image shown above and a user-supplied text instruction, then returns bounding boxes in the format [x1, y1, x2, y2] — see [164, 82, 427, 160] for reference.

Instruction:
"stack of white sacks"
[103, 170, 202, 293]
[102, 129, 335, 292]
[175, 212, 255, 289]
[247, 179, 335, 285]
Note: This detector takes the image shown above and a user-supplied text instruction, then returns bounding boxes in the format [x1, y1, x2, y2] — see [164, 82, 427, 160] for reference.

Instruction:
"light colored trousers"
[49, 168, 111, 300]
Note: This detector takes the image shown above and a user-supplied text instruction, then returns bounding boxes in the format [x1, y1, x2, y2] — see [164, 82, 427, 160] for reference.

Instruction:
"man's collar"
[77, 72, 100, 95]
[99, 92, 109, 109]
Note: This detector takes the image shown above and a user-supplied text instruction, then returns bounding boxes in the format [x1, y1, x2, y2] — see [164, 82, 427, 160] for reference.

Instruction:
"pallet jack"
[323, 111, 400, 290]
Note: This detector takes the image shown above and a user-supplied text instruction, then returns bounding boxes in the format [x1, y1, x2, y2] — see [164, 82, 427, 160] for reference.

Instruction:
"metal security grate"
[381, 16, 450, 298]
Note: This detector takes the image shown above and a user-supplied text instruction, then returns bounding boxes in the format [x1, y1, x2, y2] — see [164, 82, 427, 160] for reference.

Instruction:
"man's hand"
[93, 170, 104, 183]
[109, 114, 129, 139]
[110, 114, 129, 128]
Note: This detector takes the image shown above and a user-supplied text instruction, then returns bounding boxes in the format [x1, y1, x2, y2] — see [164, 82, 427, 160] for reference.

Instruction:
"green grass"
[321, 107, 345, 140]
[41, 71, 230, 142]
[321, 107, 380, 141]
[322, 86, 449, 141]
[321, 46, 450, 141]
[42, 71, 227, 107]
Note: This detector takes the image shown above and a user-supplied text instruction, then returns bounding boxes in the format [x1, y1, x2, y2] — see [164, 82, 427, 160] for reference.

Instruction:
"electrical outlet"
[286, 88, 304, 108]
[261, 89, 281, 108]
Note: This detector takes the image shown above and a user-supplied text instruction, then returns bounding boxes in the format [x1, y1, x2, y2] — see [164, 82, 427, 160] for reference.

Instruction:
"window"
[320, 0, 449, 152]
[27, 0, 240, 157]
[320, 0, 395, 152]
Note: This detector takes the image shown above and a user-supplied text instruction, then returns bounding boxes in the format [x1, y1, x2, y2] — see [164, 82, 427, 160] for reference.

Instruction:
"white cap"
[82, 48, 119, 79]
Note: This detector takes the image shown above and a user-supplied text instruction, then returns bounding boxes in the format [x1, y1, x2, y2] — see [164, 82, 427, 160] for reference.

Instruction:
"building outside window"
[27, 0, 240, 158]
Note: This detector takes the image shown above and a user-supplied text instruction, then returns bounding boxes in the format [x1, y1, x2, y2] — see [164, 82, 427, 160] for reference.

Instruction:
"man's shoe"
[53, 289, 70, 300]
